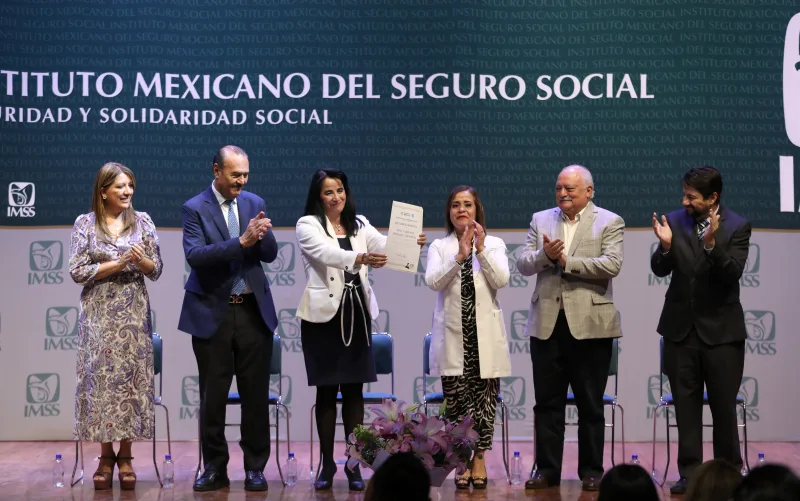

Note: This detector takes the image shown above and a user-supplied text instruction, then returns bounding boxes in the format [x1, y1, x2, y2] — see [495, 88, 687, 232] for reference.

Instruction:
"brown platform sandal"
[116, 456, 137, 490]
[92, 455, 116, 490]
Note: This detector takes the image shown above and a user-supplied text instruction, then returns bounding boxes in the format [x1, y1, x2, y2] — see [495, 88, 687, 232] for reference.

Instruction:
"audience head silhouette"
[733, 464, 800, 501]
[597, 464, 660, 501]
[685, 459, 742, 501]
[364, 452, 431, 501]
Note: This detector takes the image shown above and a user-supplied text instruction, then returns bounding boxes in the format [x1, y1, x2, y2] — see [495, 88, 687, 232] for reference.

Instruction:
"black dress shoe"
[314, 463, 337, 491]
[193, 468, 230, 492]
[525, 472, 560, 489]
[345, 465, 365, 491]
[670, 477, 689, 494]
[582, 476, 601, 492]
[244, 470, 268, 491]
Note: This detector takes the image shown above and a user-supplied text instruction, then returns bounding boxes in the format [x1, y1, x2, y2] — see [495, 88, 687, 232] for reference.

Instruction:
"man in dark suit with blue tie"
[651, 166, 751, 495]
[179, 145, 279, 492]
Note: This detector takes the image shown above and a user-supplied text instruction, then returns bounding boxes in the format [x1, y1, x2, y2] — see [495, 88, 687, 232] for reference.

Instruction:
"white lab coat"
[426, 234, 512, 379]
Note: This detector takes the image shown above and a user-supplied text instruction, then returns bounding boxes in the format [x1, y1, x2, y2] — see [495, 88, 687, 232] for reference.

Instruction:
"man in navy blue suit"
[179, 145, 279, 492]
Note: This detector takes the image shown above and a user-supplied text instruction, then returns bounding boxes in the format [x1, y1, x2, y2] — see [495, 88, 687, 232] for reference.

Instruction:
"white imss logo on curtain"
[7, 182, 36, 218]
[25, 373, 60, 417]
[780, 12, 800, 212]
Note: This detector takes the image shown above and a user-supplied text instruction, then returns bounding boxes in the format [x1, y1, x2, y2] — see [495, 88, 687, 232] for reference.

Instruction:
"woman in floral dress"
[69, 162, 163, 490]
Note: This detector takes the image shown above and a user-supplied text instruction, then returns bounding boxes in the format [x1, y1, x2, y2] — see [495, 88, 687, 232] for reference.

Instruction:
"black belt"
[229, 293, 255, 305]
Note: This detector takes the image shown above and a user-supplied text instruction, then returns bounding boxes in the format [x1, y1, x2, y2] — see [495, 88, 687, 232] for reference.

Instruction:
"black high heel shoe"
[314, 463, 337, 491]
[345, 464, 365, 491]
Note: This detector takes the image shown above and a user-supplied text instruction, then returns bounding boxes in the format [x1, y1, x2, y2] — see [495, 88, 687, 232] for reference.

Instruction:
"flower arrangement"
[345, 399, 479, 486]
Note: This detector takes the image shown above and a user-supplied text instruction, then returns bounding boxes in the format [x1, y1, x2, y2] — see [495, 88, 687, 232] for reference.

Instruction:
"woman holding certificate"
[295, 169, 425, 491]
[425, 185, 512, 490]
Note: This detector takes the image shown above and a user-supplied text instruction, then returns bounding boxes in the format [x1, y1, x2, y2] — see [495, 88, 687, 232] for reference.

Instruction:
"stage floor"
[2, 441, 799, 501]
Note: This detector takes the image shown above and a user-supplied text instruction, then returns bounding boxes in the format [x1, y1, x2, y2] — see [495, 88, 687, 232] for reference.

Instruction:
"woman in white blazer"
[426, 185, 511, 490]
[295, 169, 424, 491]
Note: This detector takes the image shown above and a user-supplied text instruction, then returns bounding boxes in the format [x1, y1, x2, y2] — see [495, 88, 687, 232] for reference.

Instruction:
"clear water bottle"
[631, 454, 640, 465]
[162, 454, 174, 488]
[510, 451, 522, 485]
[285, 452, 298, 486]
[758, 452, 765, 465]
[52, 454, 65, 488]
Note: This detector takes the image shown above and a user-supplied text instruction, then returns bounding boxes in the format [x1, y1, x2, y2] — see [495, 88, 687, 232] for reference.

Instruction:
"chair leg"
[618, 404, 626, 466]
[153, 418, 162, 487]
[651, 402, 669, 486]
[70, 440, 84, 487]
[611, 403, 617, 466]
[273, 404, 285, 486]
[740, 402, 750, 471]
[502, 402, 510, 484]
[283, 403, 292, 463]
[663, 404, 672, 486]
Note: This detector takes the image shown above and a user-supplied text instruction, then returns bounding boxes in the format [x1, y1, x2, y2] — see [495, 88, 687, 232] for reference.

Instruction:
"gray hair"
[561, 164, 595, 199]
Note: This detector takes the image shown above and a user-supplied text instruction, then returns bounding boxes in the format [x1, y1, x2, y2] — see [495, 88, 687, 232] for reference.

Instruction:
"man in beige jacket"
[517, 165, 624, 492]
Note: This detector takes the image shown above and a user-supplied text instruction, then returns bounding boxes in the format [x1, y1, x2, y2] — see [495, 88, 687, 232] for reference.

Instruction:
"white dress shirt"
[561, 204, 588, 253]
[211, 182, 251, 293]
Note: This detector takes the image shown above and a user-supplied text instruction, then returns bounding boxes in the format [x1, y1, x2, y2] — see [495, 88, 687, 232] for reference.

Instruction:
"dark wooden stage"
[3, 441, 799, 501]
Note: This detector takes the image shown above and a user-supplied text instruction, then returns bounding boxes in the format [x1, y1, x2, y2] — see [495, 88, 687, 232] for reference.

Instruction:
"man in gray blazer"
[516, 165, 624, 492]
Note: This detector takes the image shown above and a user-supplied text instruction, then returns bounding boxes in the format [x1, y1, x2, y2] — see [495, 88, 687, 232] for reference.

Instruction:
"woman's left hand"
[473, 221, 486, 253]
[417, 232, 427, 247]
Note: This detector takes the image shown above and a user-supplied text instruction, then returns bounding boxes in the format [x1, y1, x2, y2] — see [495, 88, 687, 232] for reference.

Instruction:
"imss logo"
[646, 375, 675, 420]
[262, 242, 296, 286]
[7, 182, 36, 217]
[371, 310, 390, 335]
[413, 243, 431, 287]
[508, 310, 530, 354]
[780, 12, 800, 212]
[499, 377, 527, 421]
[25, 373, 60, 417]
[44, 307, 79, 351]
[179, 375, 200, 420]
[276, 309, 302, 353]
[505, 245, 529, 288]
[28, 241, 64, 285]
[745, 311, 776, 356]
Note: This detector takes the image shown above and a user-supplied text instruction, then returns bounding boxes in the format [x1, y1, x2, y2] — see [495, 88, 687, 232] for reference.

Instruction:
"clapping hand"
[456, 225, 474, 262]
[542, 233, 564, 262]
[473, 221, 486, 253]
[703, 207, 719, 247]
[652, 212, 672, 251]
[240, 212, 272, 247]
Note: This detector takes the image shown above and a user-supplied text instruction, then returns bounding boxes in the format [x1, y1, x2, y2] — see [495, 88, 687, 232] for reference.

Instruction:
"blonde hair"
[91, 162, 136, 241]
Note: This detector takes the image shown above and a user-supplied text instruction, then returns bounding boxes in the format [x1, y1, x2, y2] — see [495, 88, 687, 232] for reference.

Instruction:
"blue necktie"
[225, 200, 246, 295]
